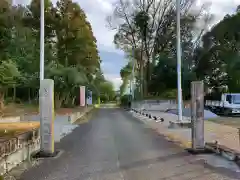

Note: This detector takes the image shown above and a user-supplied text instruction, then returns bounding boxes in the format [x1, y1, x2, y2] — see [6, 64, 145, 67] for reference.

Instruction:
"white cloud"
[104, 74, 122, 90]
[75, 0, 120, 53]
[13, 0, 28, 5]
[200, 0, 240, 21]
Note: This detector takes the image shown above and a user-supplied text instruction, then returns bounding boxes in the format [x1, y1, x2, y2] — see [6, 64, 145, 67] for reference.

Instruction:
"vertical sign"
[39, 79, 55, 154]
[87, 91, 92, 105]
[191, 81, 204, 150]
[80, 86, 86, 106]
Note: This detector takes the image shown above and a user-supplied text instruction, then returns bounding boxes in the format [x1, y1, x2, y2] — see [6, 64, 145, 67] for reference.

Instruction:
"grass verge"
[1, 103, 91, 117]
[0, 122, 40, 138]
[207, 117, 240, 128]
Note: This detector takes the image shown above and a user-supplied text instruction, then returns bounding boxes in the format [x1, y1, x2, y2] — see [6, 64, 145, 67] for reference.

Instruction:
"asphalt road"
[19, 108, 240, 180]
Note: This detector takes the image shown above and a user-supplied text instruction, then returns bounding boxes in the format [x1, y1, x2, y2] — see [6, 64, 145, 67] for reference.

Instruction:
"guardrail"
[205, 100, 222, 107]
[132, 99, 178, 112]
[0, 129, 39, 158]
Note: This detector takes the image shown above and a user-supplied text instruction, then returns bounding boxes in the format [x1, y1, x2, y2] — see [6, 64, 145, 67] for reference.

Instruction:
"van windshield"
[232, 95, 240, 104]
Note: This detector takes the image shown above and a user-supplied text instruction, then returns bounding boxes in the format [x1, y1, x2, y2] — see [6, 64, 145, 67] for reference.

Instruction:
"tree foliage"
[0, 0, 112, 111]
[108, 0, 212, 98]
[108, 0, 240, 99]
[98, 81, 116, 102]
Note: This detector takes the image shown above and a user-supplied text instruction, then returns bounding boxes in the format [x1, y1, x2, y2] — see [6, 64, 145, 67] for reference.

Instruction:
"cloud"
[104, 74, 122, 90]
[99, 50, 126, 89]
[199, 0, 240, 21]
[76, 0, 122, 53]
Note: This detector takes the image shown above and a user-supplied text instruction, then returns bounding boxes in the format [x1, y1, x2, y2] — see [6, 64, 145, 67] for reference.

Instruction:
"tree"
[54, 0, 100, 71]
[0, 0, 109, 108]
[194, 7, 240, 94]
[119, 61, 133, 95]
[0, 0, 13, 60]
[0, 60, 20, 110]
[99, 81, 115, 102]
[46, 63, 89, 108]
[109, 0, 212, 98]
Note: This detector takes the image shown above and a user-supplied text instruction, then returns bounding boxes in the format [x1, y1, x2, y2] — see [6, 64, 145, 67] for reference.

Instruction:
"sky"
[14, 0, 240, 90]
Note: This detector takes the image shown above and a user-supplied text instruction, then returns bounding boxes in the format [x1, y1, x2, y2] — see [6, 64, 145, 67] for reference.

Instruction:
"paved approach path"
[20, 108, 239, 180]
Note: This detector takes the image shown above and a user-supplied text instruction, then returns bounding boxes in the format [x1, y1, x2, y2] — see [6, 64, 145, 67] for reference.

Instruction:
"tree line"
[0, 0, 115, 112]
[108, 0, 240, 100]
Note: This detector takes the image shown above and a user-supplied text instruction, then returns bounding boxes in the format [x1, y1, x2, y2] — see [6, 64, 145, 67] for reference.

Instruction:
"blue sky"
[15, 0, 240, 90]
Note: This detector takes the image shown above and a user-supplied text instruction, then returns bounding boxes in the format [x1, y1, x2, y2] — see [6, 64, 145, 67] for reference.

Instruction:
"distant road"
[20, 108, 239, 180]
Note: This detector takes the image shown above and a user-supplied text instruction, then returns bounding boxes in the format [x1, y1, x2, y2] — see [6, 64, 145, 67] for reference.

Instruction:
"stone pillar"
[191, 81, 205, 150]
[80, 86, 86, 107]
[39, 79, 55, 155]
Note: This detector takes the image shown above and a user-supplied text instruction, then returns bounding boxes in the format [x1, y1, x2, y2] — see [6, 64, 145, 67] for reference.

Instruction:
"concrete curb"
[0, 116, 21, 122]
[68, 107, 94, 123]
[205, 142, 240, 163]
[130, 109, 191, 149]
[131, 108, 163, 122]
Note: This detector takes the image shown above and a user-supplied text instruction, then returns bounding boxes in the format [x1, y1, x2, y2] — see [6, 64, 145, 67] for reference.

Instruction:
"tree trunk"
[0, 91, 5, 113]
[144, 61, 149, 98]
[6, 88, 8, 99]
[13, 86, 16, 102]
[71, 96, 76, 106]
[28, 88, 31, 104]
[55, 93, 65, 109]
[64, 92, 71, 106]
[140, 62, 144, 100]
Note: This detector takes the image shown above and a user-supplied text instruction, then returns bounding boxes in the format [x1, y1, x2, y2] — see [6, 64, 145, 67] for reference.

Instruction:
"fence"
[132, 99, 177, 112]
[0, 128, 40, 175]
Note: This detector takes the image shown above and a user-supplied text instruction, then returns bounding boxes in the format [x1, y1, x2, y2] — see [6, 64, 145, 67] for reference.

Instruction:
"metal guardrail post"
[238, 128, 240, 148]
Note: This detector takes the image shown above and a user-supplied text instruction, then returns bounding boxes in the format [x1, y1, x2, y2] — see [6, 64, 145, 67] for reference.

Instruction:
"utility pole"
[131, 48, 135, 100]
[131, 61, 135, 100]
[176, 0, 183, 121]
[39, 1, 55, 155]
[40, 0, 44, 81]
[39, 0, 45, 153]
[128, 48, 135, 109]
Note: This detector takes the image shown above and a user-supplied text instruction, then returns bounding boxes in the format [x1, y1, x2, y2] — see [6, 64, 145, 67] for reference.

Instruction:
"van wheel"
[223, 109, 230, 116]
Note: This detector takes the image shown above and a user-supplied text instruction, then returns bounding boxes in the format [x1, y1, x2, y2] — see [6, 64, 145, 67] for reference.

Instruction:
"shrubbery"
[120, 94, 131, 107]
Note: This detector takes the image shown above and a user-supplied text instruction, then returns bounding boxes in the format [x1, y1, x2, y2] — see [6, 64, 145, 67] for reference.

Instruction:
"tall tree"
[194, 7, 240, 93]
[0, 0, 114, 108]
[109, 0, 212, 97]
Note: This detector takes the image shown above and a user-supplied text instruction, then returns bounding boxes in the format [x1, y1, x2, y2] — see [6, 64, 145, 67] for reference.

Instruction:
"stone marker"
[39, 79, 55, 155]
[87, 90, 92, 105]
[191, 81, 205, 151]
[80, 86, 86, 106]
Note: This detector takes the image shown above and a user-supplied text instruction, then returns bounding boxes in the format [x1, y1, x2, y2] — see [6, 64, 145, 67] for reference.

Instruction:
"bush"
[100, 94, 108, 103]
[120, 94, 131, 107]
[159, 89, 177, 99]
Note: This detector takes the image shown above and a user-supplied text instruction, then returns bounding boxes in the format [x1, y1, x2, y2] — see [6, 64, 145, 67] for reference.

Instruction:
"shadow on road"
[76, 151, 240, 180]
